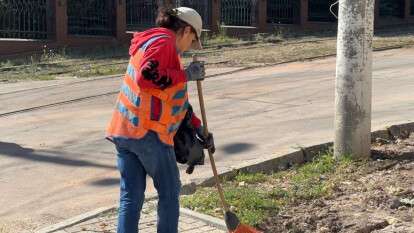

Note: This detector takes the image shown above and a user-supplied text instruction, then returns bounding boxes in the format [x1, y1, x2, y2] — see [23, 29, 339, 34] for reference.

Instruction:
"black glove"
[185, 61, 206, 81]
[153, 75, 172, 89]
[196, 127, 215, 154]
[185, 141, 205, 174]
[142, 59, 159, 80]
[141, 59, 172, 89]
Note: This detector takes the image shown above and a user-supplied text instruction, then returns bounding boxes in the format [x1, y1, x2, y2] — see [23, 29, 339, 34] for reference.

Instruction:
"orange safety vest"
[106, 45, 189, 146]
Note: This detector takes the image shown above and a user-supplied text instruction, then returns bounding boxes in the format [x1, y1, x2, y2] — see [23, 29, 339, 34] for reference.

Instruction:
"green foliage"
[181, 186, 279, 226]
[269, 187, 289, 199]
[254, 33, 284, 43]
[235, 172, 268, 184]
[73, 63, 125, 78]
[181, 189, 219, 215]
[288, 152, 354, 201]
[205, 35, 239, 47]
[181, 151, 360, 227]
[225, 187, 278, 225]
[0, 60, 13, 68]
[203, 23, 240, 47]
[36, 75, 55, 81]
[0, 45, 129, 81]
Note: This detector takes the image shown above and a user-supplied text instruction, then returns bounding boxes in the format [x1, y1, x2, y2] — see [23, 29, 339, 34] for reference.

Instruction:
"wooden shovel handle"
[196, 79, 229, 213]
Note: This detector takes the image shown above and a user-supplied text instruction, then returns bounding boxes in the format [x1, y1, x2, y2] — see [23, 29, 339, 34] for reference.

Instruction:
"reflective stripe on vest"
[117, 101, 139, 127]
[106, 35, 188, 145]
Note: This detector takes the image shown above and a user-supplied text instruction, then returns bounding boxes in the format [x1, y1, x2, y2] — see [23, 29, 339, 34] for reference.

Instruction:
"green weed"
[181, 152, 360, 227]
[181, 186, 279, 226]
[235, 172, 268, 184]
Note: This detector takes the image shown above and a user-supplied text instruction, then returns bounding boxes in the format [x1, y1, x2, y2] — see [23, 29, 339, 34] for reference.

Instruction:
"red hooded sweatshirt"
[129, 27, 201, 128]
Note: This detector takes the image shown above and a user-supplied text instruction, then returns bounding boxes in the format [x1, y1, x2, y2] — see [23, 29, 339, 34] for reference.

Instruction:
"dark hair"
[156, 8, 196, 37]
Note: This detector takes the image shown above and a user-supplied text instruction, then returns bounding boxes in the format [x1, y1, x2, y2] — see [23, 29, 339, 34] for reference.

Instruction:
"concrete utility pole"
[334, 0, 375, 159]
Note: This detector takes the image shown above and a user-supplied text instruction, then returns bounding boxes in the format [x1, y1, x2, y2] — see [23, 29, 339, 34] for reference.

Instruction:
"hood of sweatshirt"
[129, 27, 176, 56]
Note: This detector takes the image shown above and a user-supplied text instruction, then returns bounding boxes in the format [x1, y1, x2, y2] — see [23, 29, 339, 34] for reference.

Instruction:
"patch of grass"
[0, 45, 130, 81]
[204, 35, 240, 47]
[181, 152, 359, 226]
[284, 153, 354, 202]
[181, 186, 279, 226]
[235, 172, 268, 184]
[73, 63, 126, 78]
[35, 75, 55, 81]
[0, 58, 28, 68]
[0, 60, 13, 68]
[202, 24, 242, 47]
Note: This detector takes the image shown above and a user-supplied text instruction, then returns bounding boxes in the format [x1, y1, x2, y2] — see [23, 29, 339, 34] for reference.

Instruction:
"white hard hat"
[174, 7, 203, 49]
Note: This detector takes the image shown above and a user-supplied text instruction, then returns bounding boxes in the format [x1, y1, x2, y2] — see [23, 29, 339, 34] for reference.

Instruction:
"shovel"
[194, 56, 262, 233]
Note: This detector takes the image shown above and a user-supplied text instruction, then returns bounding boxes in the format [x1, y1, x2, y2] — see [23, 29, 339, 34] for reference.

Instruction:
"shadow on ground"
[0, 141, 115, 169]
[220, 142, 256, 154]
[89, 178, 119, 186]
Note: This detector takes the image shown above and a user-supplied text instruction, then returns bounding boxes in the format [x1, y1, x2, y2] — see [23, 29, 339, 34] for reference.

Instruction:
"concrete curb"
[36, 121, 414, 233]
[35, 205, 117, 233]
[182, 121, 414, 190]
[35, 194, 158, 233]
[180, 208, 227, 231]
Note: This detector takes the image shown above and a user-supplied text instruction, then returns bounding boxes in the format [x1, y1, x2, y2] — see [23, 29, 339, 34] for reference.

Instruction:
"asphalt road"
[1, 48, 413, 232]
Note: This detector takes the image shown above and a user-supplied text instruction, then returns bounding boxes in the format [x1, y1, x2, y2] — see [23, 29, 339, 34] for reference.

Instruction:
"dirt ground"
[260, 135, 414, 233]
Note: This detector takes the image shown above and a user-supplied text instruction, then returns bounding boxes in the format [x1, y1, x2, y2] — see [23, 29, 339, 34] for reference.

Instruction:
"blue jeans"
[113, 131, 181, 233]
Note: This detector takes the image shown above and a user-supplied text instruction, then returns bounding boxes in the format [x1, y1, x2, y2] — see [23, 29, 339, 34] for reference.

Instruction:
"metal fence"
[412, 0, 414, 15]
[126, 0, 159, 30]
[175, 0, 211, 27]
[67, 0, 115, 36]
[0, 0, 49, 39]
[221, 0, 257, 26]
[267, 0, 300, 24]
[379, 0, 405, 18]
[308, 0, 337, 22]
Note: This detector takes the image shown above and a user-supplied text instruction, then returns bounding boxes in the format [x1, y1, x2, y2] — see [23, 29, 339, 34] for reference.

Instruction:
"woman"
[106, 7, 214, 233]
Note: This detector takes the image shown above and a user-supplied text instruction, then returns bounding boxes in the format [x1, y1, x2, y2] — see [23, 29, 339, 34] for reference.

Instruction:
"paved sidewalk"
[5, 48, 414, 232]
[53, 201, 226, 233]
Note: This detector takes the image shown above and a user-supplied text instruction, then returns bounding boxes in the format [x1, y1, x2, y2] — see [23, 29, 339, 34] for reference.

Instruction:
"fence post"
[116, 0, 127, 42]
[211, 0, 221, 33]
[300, 0, 309, 27]
[257, 0, 267, 32]
[55, 0, 68, 45]
[404, 0, 411, 19]
[374, 0, 380, 26]
[47, 0, 54, 40]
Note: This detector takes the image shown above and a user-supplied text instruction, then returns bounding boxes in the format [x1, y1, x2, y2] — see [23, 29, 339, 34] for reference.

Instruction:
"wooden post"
[404, 0, 411, 19]
[116, 0, 127, 42]
[374, 0, 380, 27]
[55, 0, 68, 45]
[257, 0, 267, 32]
[211, 0, 221, 33]
[46, 0, 54, 40]
[300, 0, 309, 27]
